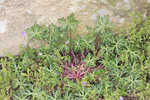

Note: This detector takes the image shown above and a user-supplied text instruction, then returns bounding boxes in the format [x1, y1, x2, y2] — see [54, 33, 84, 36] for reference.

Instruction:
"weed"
[0, 14, 150, 100]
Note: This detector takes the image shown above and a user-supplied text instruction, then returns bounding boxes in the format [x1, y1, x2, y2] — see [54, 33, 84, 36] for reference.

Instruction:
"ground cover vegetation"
[0, 14, 150, 100]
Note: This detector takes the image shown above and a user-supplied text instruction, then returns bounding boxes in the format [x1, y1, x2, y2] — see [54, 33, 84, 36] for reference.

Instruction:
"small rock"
[0, 20, 7, 33]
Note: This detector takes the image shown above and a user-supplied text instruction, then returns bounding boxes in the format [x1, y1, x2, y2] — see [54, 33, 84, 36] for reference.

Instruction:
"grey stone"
[0, 20, 7, 33]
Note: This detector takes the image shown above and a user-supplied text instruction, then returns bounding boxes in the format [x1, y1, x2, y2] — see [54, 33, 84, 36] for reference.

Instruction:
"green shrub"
[0, 14, 150, 100]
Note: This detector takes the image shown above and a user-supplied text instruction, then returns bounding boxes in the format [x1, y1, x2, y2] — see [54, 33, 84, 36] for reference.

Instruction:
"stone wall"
[0, 0, 150, 56]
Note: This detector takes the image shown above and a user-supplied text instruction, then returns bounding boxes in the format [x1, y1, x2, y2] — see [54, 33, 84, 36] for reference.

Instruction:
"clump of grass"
[0, 14, 150, 100]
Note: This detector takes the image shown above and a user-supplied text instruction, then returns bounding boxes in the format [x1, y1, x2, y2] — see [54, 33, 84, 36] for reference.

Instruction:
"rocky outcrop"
[0, 0, 150, 56]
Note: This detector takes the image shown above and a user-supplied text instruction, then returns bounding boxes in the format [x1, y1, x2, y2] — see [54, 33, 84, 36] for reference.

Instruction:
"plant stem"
[69, 30, 73, 52]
